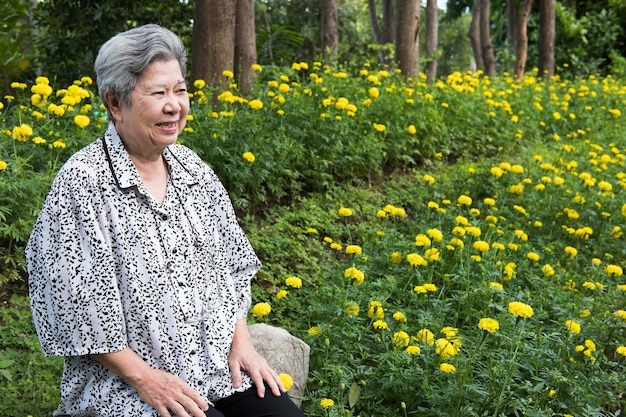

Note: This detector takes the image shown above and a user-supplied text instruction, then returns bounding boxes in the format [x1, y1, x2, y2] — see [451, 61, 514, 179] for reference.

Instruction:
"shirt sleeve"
[26, 166, 128, 357]
[204, 166, 261, 320]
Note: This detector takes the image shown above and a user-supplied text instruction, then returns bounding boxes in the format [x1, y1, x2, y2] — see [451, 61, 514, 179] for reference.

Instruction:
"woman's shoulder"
[167, 143, 216, 176]
[53, 138, 110, 187]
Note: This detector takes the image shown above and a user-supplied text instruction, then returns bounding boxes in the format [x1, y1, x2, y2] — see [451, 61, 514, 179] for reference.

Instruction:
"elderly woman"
[26, 24, 304, 417]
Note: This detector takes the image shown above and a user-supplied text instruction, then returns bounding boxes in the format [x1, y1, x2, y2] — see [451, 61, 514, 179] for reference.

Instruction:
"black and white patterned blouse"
[26, 123, 261, 416]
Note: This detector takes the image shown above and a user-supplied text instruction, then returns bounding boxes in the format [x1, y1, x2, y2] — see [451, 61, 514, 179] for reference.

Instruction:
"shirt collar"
[103, 123, 198, 190]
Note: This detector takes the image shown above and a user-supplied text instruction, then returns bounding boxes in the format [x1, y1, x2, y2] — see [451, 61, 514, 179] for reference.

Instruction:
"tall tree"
[514, 0, 533, 81]
[235, 0, 257, 95]
[192, 0, 258, 97]
[506, 0, 518, 70]
[368, 0, 395, 66]
[479, 0, 496, 76]
[321, 0, 339, 65]
[395, 0, 420, 79]
[424, 0, 439, 82]
[538, 0, 555, 78]
[468, 0, 483, 71]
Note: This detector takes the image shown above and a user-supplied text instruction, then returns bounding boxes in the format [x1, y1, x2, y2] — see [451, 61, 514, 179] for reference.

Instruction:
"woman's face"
[111, 58, 189, 156]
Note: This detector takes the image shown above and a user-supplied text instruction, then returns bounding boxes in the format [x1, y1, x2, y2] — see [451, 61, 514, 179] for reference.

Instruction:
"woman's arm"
[92, 348, 209, 417]
[228, 318, 286, 398]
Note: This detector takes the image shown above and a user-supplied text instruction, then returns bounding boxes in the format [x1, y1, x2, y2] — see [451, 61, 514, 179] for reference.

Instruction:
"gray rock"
[248, 324, 310, 407]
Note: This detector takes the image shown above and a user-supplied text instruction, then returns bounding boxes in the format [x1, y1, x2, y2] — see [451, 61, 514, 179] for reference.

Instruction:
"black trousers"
[206, 384, 305, 417]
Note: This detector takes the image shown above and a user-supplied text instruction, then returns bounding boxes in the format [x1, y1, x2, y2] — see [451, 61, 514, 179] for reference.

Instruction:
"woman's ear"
[104, 91, 123, 122]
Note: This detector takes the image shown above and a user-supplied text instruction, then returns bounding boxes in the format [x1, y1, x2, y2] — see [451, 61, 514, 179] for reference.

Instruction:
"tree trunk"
[321, 0, 339, 66]
[424, 0, 439, 83]
[479, 0, 496, 76]
[468, 0, 483, 72]
[395, 0, 420, 79]
[514, 0, 533, 82]
[191, 0, 236, 94]
[368, 0, 395, 66]
[506, 0, 518, 70]
[235, 0, 256, 95]
[538, 0, 556, 79]
[382, 0, 395, 46]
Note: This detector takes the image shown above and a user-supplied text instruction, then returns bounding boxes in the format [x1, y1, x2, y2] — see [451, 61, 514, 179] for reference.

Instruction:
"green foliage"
[0, 0, 36, 91]
[32, 0, 194, 86]
[0, 295, 63, 416]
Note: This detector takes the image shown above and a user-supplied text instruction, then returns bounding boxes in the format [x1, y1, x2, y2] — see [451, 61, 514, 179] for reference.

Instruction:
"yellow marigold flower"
[441, 326, 458, 338]
[491, 242, 505, 251]
[329, 242, 342, 251]
[425, 248, 440, 261]
[276, 289, 288, 300]
[251, 64, 263, 72]
[32, 136, 46, 144]
[566, 319, 581, 334]
[308, 326, 322, 336]
[508, 301, 534, 319]
[0, 161, 7, 170]
[478, 318, 499, 333]
[406, 345, 421, 355]
[407, 253, 427, 267]
[605, 264, 623, 276]
[423, 174, 435, 184]
[414, 285, 427, 294]
[31, 82, 52, 97]
[320, 398, 335, 409]
[427, 228, 443, 241]
[416, 328, 434, 346]
[368, 301, 384, 319]
[52, 140, 66, 149]
[278, 83, 290, 93]
[248, 99, 264, 110]
[393, 311, 407, 322]
[48, 103, 66, 116]
[392, 331, 410, 348]
[424, 283, 437, 292]
[542, 264, 555, 276]
[242, 151, 255, 163]
[435, 338, 459, 358]
[527, 252, 540, 261]
[390, 251, 402, 264]
[12, 123, 33, 142]
[373, 320, 388, 330]
[373, 122, 386, 132]
[564, 246, 578, 258]
[252, 302, 271, 317]
[285, 276, 302, 288]
[609, 108, 621, 117]
[415, 234, 432, 247]
[472, 240, 490, 253]
[490, 166, 504, 177]
[368, 87, 380, 98]
[344, 266, 365, 285]
[345, 245, 362, 255]
[222, 70, 234, 78]
[193, 79, 206, 89]
[614, 310, 626, 320]
[345, 301, 359, 316]
[278, 373, 293, 391]
[74, 114, 90, 128]
[440, 363, 456, 374]
[489, 281, 503, 291]
[338, 207, 353, 217]
[458, 195, 472, 206]
[465, 226, 481, 237]
[407, 124, 417, 135]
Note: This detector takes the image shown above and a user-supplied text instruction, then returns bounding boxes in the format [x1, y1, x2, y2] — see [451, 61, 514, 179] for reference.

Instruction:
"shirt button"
[160, 214, 168, 221]
[197, 379, 204, 385]
[190, 350, 196, 355]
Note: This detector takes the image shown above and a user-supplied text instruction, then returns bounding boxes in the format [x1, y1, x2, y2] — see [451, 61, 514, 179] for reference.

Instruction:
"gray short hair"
[95, 24, 187, 119]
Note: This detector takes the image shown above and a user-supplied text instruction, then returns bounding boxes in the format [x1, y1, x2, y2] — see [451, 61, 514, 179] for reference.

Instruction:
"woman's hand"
[93, 348, 209, 417]
[228, 319, 286, 398]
